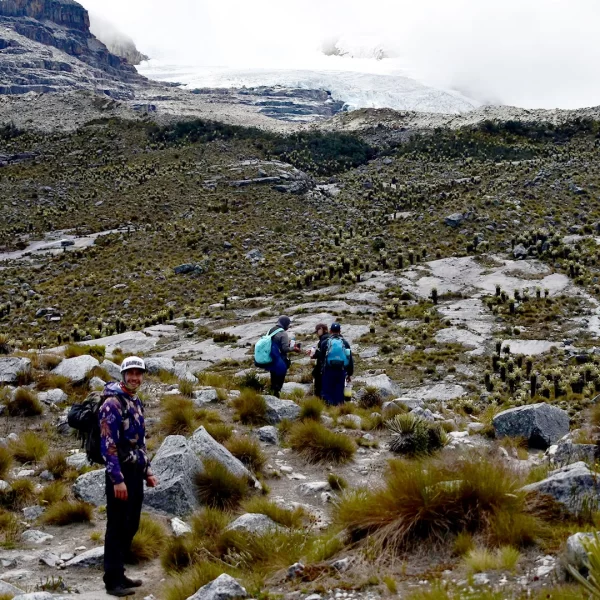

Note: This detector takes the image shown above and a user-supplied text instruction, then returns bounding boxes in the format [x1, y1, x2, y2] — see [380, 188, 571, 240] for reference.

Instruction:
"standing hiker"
[256, 316, 300, 397]
[321, 323, 354, 406]
[307, 322, 330, 398]
[100, 356, 158, 597]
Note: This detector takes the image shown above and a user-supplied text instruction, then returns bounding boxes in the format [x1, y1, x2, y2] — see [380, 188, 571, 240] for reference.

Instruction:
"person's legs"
[123, 464, 144, 563]
[103, 472, 129, 589]
[314, 373, 323, 398]
[270, 372, 285, 397]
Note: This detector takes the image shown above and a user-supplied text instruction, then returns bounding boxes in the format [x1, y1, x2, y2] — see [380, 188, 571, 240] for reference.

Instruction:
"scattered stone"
[339, 414, 362, 429]
[22, 506, 45, 521]
[287, 562, 305, 579]
[0, 480, 11, 492]
[171, 517, 192, 537]
[331, 557, 353, 572]
[513, 244, 528, 259]
[66, 452, 89, 470]
[263, 395, 301, 424]
[39, 552, 62, 568]
[257, 426, 279, 445]
[493, 403, 569, 449]
[0, 569, 32, 582]
[523, 462, 600, 515]
[410, 407, 436, 422]
[21, 530, 53, 544]
[52, 355, 99, 384]
[444, 213, 465, 228]
[297, 481, 330, 496]
[17, 470, 35, 478]
[88, 376, 105, 390]
[226, 513, 282, 535]
[64, 546, 104, 567]
[0, 581, 24, 596]
[354, 374, 400, 398]
[186, 573, 248, 600]
[193, 388, 219, 406]
[0, 357, 31, 384]
[144, 435, 203, 516]
[551, 433, 599, 466]
[565, 531, 599, 573]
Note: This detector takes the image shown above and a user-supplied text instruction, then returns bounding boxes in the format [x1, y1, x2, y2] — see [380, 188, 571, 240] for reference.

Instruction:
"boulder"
[0, 581, 25, 596]
[565, 531, 599, 574]
[263, 395, 301, 424]
[193, 388, 219, 406]
[410, 407, 436, 422]
[66, 452, 89, 470]
[522, 462, 600, 515]
[73, 469, 106, 506]
[189, 427, 259, 487]
[88, 376, 105, 390]
[0, 357, 31, 384]
[101, 360, 121, 381]
[186, 573, 248, 600]
[444, 213, 465, 228]
[225, 513, 281, 535]
[145, 356, 198, 384]
[513, 244, 528, 259]
[144, 435, 202, 516]
[257, 426, 278, 445]
[64, 547, 104, 567]
[552, 435, 599, 466]
[37, 388, 67, 405]
[354, 374, 400, 399]
[493, 403, 569, 449]
[52, 355, 99, 383]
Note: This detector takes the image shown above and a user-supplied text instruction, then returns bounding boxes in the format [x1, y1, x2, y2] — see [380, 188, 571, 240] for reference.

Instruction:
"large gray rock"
[0, 580, 23, 596]
[189, 427, 259, 487]
[225, 513, 281, 535]
[21, 530, 53, 544]
[37, 388, 67, 405]
[101, 359, 121, 381]
[444, 212, 465, 228]
[493, 403, 569, 449]
[565, 531, 600, 573]
[257, 426, 279, 445]
[144, 435, 202, 517]
[64, 547, 104, 567]
[145, 357, 198, 384]
[522, 462, 600, 515]
[0, 357, 31, 384]
[263, 395, 301, 424]
[73, 469, 106, 506]
[193, 388, 219, 406]
[52, 355, 99, 383]
[552, 434, 599, 466]
[186, 573, 248, 600]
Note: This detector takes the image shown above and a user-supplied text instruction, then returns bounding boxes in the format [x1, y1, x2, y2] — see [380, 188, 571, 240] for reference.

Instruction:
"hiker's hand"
[346, 376, 352, 383]
[114, 482, 128, 501]
[146, 475, 158, 488]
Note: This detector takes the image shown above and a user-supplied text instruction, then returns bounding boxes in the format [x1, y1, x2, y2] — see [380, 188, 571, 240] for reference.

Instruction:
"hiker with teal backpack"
[254, 316, 300, 397]
[321, 323, 354, 406]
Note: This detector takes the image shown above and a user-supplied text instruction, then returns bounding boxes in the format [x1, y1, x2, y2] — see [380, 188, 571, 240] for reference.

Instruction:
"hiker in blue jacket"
[321, 323, 354, 406]
[266, 316, 300, 397]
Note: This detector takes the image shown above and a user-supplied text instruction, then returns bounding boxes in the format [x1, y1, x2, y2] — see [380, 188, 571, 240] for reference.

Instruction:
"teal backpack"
[254, 328, 283, 367]
[326, 337, 350, 369]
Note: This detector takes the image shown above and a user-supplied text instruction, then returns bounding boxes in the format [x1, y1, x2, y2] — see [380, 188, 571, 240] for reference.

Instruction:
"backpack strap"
[267, 327, 284, 338]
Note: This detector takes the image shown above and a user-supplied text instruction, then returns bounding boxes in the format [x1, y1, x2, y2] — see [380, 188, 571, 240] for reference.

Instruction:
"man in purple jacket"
[99, 356, 158, 597]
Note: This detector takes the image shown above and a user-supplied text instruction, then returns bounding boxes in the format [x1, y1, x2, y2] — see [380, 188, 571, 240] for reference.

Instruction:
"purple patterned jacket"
[99, 381, 151, 484]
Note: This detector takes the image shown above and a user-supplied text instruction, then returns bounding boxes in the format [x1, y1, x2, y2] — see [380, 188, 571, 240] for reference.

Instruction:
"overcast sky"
[80, 0, 600, 109]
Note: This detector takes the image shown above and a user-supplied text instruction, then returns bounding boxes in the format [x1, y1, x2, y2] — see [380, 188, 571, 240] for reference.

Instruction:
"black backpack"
[67, 392, 128, 465]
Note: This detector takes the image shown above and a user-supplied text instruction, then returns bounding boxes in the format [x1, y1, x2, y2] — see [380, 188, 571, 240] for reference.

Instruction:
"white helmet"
[120, 356, 146, 373]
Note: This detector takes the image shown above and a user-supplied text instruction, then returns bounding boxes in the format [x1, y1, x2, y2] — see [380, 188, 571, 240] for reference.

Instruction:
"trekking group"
[254, 315, 354, 405]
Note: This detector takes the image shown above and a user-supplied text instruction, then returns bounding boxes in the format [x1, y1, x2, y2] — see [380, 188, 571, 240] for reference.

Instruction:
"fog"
[81, 0, 600, 109]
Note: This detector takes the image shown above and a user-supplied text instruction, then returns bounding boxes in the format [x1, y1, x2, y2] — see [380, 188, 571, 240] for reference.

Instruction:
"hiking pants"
[103, 462, 144, 587]
[270, 371, 286, 398]
[313, 372, 323, 399]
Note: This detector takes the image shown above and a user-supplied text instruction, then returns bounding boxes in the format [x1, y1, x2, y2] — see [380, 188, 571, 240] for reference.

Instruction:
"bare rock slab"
[52, 355, 99, 383]
[0, 357, 31, 384]
[493, 403, 569, 449]
[522, 462, 600, 515]
[263, 395, 301, 424]
[144, 435, 202, 517]
[64, 547, 104, 567]
[186, 573, 248, 600]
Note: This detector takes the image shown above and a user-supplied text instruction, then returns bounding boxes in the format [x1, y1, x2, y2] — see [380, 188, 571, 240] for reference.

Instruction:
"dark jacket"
[322, 334, 354, 377]
[99, 382, 151, 484]
[312, 333, 331, 375]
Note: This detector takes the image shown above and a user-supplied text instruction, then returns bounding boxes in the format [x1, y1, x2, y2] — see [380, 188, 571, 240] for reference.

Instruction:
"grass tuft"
[130, 514, 168, 562]
[225, 436, 266, 474]
[289, 421, 356, 464]
[0, 447, 13, 480]
[358, 386, 383, 409]
[41, 500, 93, 526]
[203, 422, 233, 444]
[44, 451, 68, 479]
[194, 459, 250, 510]
[299, 396, 325, 421]
[232, 389, 267, 425]
[5, 387, 43, 417]
[9, 431, 48, 463]
[241, 497, 305, 528]
[39, 481, 69, 506]
[160, 395, 197, 435]
[178, 378, 195, 398]
[328, 473, 348, 492]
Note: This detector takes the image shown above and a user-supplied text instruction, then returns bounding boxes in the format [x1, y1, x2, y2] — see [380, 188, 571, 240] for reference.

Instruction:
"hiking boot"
[106, 584, 136, 597]
[122, 575, 143, 588]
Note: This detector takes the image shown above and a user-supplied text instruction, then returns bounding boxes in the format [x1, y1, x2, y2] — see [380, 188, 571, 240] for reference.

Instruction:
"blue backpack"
[254, 328, 283, 367]
[326, 337, 350, 369]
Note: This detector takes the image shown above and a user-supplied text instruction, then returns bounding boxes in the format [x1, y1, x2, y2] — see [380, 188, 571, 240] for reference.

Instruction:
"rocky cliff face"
[89, 14, 148, 66]
[0, 0, 146, 97]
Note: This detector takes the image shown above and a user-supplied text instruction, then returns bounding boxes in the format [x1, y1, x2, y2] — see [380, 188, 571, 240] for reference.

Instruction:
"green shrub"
[0, 478, 35, 510]
[237, 371, 265, 392]
[44, 451, 68, 479]
[160, 395, 197, 435]
[358, 386, 383, 409]
[225, 436, 266, 473]
[386, 413, 446, 456]
[5, 387, 43, 417]
[39, 481, 69, 506]
[161, 535, 195, 573]
[178, 378, 195, 398]
[194, 459, 250, 510]
[232, 390, 267, 425]
[289, 421, 356, 464]
[0, 447, 13, 480]
[64, 344, 105, 360]
[0, 509, 22, 547]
